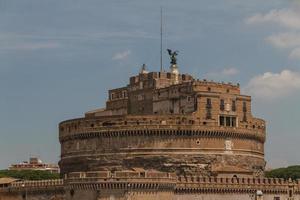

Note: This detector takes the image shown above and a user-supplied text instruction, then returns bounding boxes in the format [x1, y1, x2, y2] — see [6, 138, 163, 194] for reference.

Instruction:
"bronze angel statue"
[167, 49, 179, 65]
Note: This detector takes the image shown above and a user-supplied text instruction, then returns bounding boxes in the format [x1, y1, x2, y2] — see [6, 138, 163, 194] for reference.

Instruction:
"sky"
[0, 0, 300, 169]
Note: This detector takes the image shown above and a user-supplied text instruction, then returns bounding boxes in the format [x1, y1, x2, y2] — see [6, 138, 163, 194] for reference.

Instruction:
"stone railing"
[0, 179, 64, 193]
[1, 173, 300, 198]
[8, 179, 64, 192]
[66, 171, 177, 191]
[10, 179, 64, 188]
[176, 176, 299, 195]
[67, 171, 177, 179]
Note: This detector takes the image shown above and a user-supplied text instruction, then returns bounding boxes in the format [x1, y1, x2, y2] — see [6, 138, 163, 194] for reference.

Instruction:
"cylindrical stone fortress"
[59, 69, 266, 177]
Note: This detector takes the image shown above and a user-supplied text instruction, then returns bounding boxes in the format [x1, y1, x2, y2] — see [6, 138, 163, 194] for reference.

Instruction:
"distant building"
[9, 157, 59, 173]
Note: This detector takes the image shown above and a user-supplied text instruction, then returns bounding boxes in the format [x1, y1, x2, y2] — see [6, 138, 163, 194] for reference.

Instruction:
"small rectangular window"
[243, 101, 247, 112]
[232, 100, 236, 111]
[207, 98, 211, 105]
[220, 116, 225, 126]
[206, 98, 212, 109]
[220, 99, 225, 111]
[206, 109, 212, 119]
[243, 113, 247, 122]
[232, 117, 236, 127]
[226, 117, 231, 126]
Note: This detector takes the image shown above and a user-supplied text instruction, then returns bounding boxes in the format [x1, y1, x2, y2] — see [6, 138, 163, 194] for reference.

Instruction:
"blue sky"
[1, 0, 300, 169]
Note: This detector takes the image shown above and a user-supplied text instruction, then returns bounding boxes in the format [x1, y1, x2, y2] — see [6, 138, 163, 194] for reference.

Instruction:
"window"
[219, 116, 237, 127]
[231, 117, 236, 127]
[232, 100, 236, 111]
[206, 98, 212, 108]
[289, 190, 293, 197]
[206, 98, 212, 119]
[243, 113, 247, 122]
[220, 116, 225, 126]
[243, 101, 247, 112]
[220, 99, 225, 111]
[226, 117, 231, 126]
[206, 109, 212, 119]
[123, 91, 127, 98]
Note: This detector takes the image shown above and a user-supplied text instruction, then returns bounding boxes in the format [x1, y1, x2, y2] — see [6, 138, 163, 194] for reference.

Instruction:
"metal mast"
[160, 7, 163, 72]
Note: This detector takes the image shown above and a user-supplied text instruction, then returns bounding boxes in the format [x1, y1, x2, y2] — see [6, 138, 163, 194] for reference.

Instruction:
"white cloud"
[246, 8, 300, 30]
[246, 6, 300, 60]
[112, 50, 131, 61]
[244, 70, 300, 99]
[266, 32, 300, 48]
[289, 48, 300, 59]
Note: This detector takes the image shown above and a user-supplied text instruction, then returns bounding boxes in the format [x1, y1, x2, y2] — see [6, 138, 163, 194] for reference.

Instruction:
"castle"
[1, 52, 300, 200]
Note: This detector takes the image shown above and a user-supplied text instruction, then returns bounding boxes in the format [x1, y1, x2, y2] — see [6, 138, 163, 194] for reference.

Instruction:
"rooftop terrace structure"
[9, 157, 59, 173]
[59, 63, 266, 178]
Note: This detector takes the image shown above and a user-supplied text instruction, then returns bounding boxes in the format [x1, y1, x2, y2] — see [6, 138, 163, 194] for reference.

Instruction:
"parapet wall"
[1, 173, 300, 200]
[0, 179, 65, 200]
[59, 115, 265, 143]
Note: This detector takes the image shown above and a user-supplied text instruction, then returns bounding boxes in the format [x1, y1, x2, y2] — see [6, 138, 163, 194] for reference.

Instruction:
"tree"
[0, 170, 60, 180]
[265, 165, 300, 180]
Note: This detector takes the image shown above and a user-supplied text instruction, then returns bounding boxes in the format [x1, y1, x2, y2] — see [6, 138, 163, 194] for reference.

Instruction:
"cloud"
[289, 47, 300, 59]
[246, 8, 300, 29]
[266, 32, 300, 60]
[266, 32, 300, 48]
[112, 50, 131, 61]
[246, 6, 300, 60]
[244, 70, 300, 99]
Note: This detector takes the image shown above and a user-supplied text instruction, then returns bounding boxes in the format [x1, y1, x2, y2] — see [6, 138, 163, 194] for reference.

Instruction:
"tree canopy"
[0, 170, 60, 180]
[265, 165, 300, 180]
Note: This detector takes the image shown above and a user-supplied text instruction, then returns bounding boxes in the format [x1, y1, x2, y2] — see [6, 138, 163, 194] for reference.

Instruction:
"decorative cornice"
[59, 128, 265, 143]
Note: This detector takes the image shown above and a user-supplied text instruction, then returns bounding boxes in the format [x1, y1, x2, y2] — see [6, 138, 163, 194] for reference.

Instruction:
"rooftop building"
[9, 157, 59, 173]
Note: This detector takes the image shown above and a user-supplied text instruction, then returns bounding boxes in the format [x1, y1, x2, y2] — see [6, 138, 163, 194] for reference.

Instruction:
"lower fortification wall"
[174, 194, 294, 200]
[0, 179, 65, 200]
[0, 192, 64, 200]
[1, 173, 300, 200]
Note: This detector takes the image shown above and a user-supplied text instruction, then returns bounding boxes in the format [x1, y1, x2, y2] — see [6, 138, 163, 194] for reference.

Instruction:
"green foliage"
[265, 165, 300, 180]
[0, 170, 60, 180]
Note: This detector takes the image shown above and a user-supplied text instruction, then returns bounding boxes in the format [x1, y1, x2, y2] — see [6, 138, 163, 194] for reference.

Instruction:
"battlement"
[59, 115, 265, 142]
[0, 179, 64, 194]
[64, 171, 298, 196]
[176, 176, 300, 195]
[10, 179, 64, 189]
[66, 171, 177, 191]
[67, 171, 177, 180]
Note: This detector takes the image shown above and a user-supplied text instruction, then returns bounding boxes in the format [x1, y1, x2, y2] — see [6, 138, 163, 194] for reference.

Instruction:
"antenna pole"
[160, 7, 163, 72]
